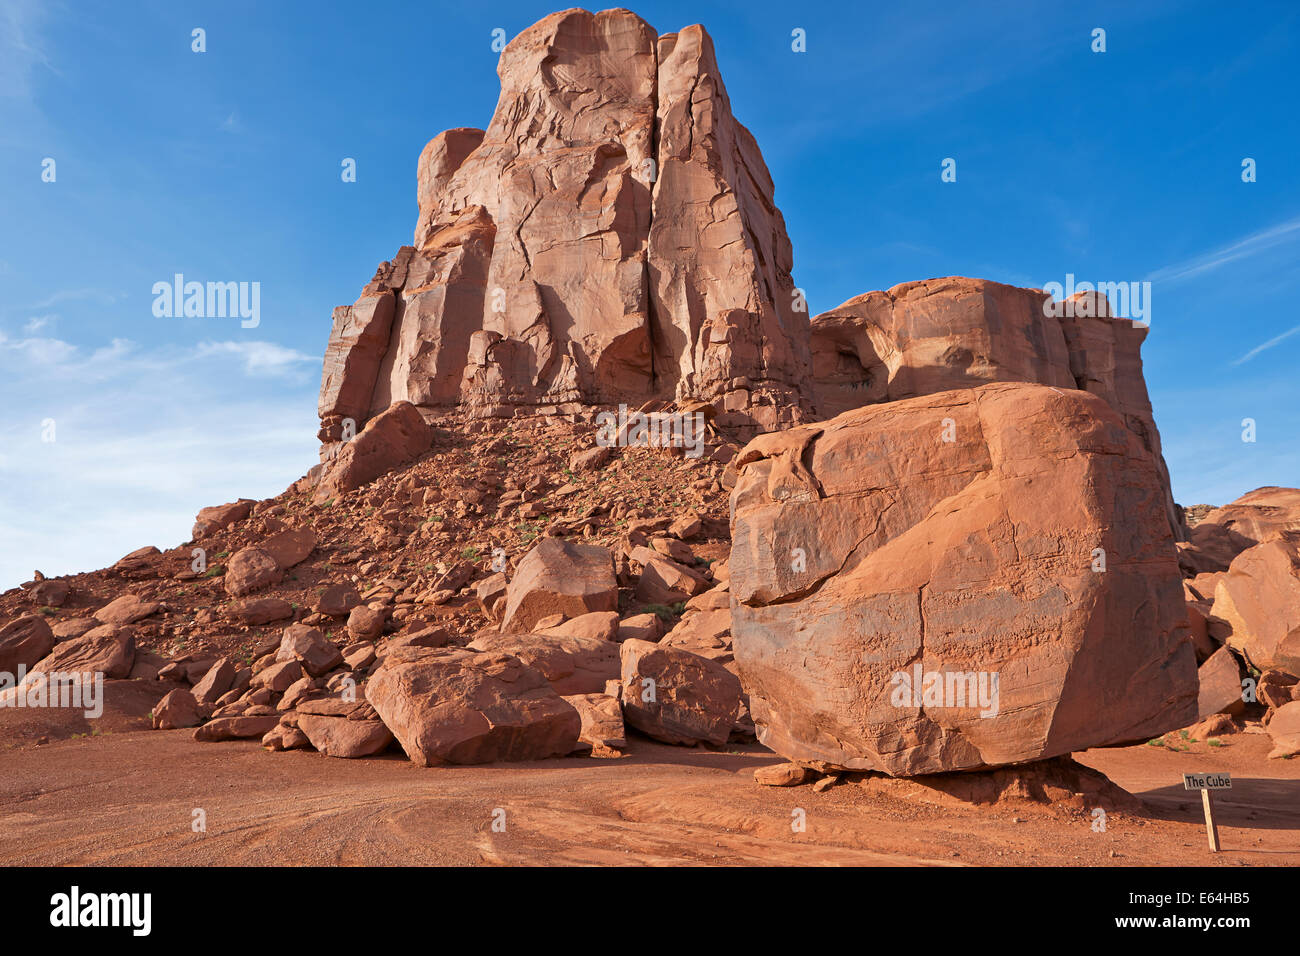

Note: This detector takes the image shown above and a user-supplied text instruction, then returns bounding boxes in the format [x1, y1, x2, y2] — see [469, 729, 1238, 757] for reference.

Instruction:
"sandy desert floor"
[1, 729, 1296, 867]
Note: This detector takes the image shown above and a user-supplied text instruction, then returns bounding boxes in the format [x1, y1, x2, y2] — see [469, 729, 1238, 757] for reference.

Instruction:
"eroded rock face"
[1211, 534, 1300, 677]
[648, 24, 813, 432]
[811, 278, 1074, 416]
[315, 401, 432, 501]
[499, 537, 617, 634]
[729, 381, 1196, 776]
[810, 277, 1180, 540]
[0, 615, 55, 674]
[316, 9, 812, 446]
[1184, 487, 1300, 571]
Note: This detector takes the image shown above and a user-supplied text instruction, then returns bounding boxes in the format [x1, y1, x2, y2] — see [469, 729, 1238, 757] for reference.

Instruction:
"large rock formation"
[729, 381, 1196, 776]
[317, 8, 812, 459]
[810, 277, 1180, 539]
[1182, 486, 1300, 572]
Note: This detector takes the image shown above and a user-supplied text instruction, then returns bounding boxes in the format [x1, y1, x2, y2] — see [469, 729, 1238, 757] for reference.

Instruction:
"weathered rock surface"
[1196, 646, 1245, 719]
[468, 631, 619, 696]
[660, 608, 733, 665]
[29, 625, 136, 680]
[619, 638, 742, 746]
[499, 537, 617, 633]
[1266, 700, 1300, 759]
[365, 646, 581, 765]
[0, 615, 55, 674]
[1210, 533, 1300, 677]
[647, 23, 813, 432]
[730, 381, 1196, 775]
[297, 714, 393, 759]
[562, 691, 626, 753]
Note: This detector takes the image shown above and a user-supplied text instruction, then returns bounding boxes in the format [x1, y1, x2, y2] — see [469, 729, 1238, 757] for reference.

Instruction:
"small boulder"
[191, 657, 237, 707]
[475, 573, 508, 621]
[570, 446, 613, 472]
[194, 714, 282, 742]
[231, 597, 294, 626]
[562, 692, 626, 754]
[619, 639, 743, 746]
[0, 615, 56, 674]
[28, 579, 70, 607]
[315, 584, 363, 617]
[754, 763, 813, 787]
[535, 611, 620, 643]
[93, 594, 161, 626]
[313, 401, 432, 501]
[347, 605, 386, 642]
[616, 613, 664, 644]
[192, 499, 254, 539]
[297, 714, 393, 758]
[365, 646, 581, 766]
[253, 659, 304, 693]
[276, 624, 344, 677]
[499, 537, 617, 633]
[152, 688, 202, 730]
[224, 547, 283, 597]
[260, 528, 317, 569]
[263, 720, 311, 751]
[29, 625, 136, 680]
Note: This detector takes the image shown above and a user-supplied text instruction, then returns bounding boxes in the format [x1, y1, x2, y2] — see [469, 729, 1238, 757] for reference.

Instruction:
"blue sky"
[1, 0, 1297, 589]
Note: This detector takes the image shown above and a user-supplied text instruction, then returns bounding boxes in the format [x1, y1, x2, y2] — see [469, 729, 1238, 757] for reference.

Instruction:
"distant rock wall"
[811, 277, 1181, 539]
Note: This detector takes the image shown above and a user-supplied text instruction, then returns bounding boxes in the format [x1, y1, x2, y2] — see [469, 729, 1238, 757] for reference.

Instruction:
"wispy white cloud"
[0, 0, 58, 102]
[1146, 216, 1300, 285]
[0, 333, 317, 382]
[1231, 323, 1300, 366]
[27, 287, 125, 310]
[194, 340, 317, 378]
[23, 314, 55, 333]
[0, 332, 319, 590]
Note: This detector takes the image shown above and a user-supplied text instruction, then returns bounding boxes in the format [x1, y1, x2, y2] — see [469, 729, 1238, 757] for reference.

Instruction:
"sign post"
[1183, 772, 1231, 852]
